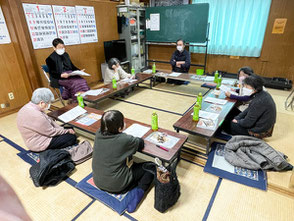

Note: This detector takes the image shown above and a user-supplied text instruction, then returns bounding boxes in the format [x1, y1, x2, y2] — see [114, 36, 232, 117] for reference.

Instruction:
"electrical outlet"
[8, 92, 14, 100]
[1, 103, 6, 108]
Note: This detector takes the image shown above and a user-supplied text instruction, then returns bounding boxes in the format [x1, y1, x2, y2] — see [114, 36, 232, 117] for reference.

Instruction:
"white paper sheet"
[76, 6, 98, 43]
[221, 78, 237, 86]
[23, 3, 57, 49]
[196, 118, 217, 130]
[70, 70, 91, 76]
[120, 78, 137, 83]
[0, 6, 11, 44]
[58, 106, 87, 123]
[77, 88, 109, 97]
[169, 72, 182, 77]
[204, 97, 228, 105]
[150, 13, 160, 31]
[191, 110, 219, 121]
[204, 76, 215, 82]
[219, 85, 238, 95]
[123, 124, 150, 138]
[143, 69, 153, 74]
[52, 5, 80, 45]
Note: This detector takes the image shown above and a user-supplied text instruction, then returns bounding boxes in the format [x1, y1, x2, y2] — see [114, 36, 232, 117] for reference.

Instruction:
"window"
[191, 0, 272, 57]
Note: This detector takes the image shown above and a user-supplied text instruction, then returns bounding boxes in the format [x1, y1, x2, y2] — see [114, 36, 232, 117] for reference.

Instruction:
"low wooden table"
[173, 90, 236, 155]
[48, 104, 187, 165]
[84, 73, 154, 104]
[154, 71, 237, 86]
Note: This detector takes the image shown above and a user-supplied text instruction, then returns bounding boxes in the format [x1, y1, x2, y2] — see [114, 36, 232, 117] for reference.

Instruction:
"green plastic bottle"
[216, 75, 222, 89]
[131, 67, 135, 75]
[193, 102, 200, 121]
[197, 92, 203, 109]
[152, 62, 156, 74]
[77, 93, 84, 108]
[214, 70, 219, 83]
[151, 111, 158, 131]
[112, 78, 117, 89]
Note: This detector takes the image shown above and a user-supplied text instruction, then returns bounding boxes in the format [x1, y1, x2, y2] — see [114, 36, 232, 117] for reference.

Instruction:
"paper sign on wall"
[76, 6, 98, 44]
[52, 5, 80, 45]
[150, 13, 160, 31]
[0, 6, 11, 44]
[272, 18, 287, 34]
[23, 3, 57, 49]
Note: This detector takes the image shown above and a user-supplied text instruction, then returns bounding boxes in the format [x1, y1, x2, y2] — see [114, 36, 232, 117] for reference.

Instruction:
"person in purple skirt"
[46, 38, 89, 102]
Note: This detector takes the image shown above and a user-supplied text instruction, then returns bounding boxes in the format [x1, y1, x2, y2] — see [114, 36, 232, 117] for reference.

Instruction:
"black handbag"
[143, 160, 181, 213]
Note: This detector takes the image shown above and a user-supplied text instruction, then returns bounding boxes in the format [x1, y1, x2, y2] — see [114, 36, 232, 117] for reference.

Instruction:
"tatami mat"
[1, 86, 294, 220]
[0, 141, 92, 221]
[207, 179, 294, 221]
[96, 98, 182, 131]
[117, 87, 196, 115]
[151, 81, 209, 97]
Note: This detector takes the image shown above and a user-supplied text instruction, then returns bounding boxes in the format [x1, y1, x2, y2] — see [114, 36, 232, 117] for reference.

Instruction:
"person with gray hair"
[17, 88, 77, 152]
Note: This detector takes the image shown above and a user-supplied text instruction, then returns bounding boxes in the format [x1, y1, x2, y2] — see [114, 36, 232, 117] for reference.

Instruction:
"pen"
[156, 145, 169, 152]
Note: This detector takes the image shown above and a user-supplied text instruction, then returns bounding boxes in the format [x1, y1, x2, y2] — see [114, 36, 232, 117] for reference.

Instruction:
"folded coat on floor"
[224, 135, 293, 171]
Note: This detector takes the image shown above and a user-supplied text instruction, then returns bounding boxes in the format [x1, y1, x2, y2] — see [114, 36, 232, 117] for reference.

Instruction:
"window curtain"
[191, 0, 272, 57]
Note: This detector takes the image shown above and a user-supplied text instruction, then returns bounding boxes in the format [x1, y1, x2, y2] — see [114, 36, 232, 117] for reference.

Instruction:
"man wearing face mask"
[224, 75, 276, 138]
[17, 88, 77, 152]
[46, 38, 89, 101]
[170, 39, 191, 73]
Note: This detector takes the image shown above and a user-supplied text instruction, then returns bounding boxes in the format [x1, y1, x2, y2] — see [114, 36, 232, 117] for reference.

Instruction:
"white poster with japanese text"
[0, 6, 11, 44]
[75, 6, 98, 44]
[23, 3, 57, 49]
[52, 5, 80, 45]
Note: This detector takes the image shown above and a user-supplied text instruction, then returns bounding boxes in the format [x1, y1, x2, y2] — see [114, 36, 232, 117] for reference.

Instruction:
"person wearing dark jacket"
[45, 38, 89, 101]
[170, 39, 191, 73]
[224, 75, 276, 138]
[92, 110, 153, 212]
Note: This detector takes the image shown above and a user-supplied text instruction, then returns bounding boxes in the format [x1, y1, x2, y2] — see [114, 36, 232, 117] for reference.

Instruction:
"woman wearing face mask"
[223, 75, 276, 138]
[46, 38, 90, 101]
[17, 88, 77, 152]
[170, 39, 191, 73]
[104, 58, 134, 84]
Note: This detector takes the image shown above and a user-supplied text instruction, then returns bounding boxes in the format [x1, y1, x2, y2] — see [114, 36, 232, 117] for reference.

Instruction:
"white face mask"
[56, 48, 65, 55]
[239, 76, 246, 82]
[46, 103, 51, 110]
[177, 45, 183, 52]
[242, 87, 254, 96]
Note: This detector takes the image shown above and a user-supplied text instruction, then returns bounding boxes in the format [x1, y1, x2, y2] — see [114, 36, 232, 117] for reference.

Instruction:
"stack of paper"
[145, 131, 180, 149]
[123, 123, 150, 138]
[192, 110, 219, 121]
[219, 85, 238, 95]
[204, 97, 228, 105]
[222, 78, 237, 85]
[169, 72, 182, 77]
[204, 76, 215, 82]
[70, 70, 91, 76]
[58, 106, 87, 123]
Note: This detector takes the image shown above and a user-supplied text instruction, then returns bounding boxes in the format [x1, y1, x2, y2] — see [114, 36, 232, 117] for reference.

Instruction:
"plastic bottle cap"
[199, 92, 202, 96]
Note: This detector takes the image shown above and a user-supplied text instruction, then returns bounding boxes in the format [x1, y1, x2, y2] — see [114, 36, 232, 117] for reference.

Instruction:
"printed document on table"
[204, 97, 227, 105]
[75, 113, 101, 126]
[219, 85, 238, 95]
[191, 110, 219, 121]
[70, 70, 91, 76]
[169, 72, 182, 77]
[145, 131, 180, 149]
[204, 76, 215, 82]
[58, 106, 87, 123]
[221, 78, 237, 86]
[123, 124, 150, 138]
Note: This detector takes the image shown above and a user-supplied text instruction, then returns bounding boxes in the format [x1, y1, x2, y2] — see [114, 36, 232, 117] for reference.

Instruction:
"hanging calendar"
[22, 3, 57, 49]
[0, 6, 11, 44]
[75, 6, 98, 44]
[52, 5, 80, 45]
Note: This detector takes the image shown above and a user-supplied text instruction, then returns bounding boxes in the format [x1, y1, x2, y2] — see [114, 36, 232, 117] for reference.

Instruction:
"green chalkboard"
[146, 4, 209, 43]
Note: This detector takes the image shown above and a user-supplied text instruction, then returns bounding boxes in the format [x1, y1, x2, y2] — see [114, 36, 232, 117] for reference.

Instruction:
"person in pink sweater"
[17, 88, 77, 152]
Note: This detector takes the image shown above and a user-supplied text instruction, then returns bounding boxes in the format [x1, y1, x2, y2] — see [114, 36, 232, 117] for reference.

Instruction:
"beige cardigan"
[17, 102, 69, 152]
[104, 66, 131, 84]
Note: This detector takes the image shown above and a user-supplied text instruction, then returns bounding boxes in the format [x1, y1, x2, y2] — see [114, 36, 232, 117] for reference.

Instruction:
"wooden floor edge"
[268, 183, 294, 198]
